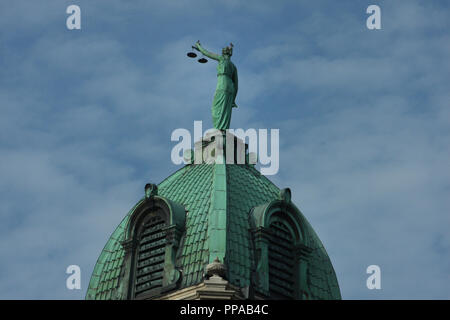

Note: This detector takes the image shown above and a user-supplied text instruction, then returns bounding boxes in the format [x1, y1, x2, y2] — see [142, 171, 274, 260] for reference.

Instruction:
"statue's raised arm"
[195, 41, 220, 61]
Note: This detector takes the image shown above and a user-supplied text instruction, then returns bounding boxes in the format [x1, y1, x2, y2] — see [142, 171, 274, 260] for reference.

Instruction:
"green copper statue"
[194, 41, 238, 130]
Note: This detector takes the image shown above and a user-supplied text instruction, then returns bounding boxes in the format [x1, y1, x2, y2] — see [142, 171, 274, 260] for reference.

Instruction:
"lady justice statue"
[193, 41, 238, 130]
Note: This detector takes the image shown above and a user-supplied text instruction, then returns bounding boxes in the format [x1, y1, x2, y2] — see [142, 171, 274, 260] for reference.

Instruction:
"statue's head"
[222, 43, 233, 57]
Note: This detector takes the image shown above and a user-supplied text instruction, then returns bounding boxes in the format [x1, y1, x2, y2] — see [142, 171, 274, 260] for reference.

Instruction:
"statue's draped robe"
[213, 56, 238, 130]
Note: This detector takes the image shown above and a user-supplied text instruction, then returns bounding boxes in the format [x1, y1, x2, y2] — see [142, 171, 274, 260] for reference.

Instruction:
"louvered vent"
[268, 220, 295, 299]
[134, 215, 166, 297]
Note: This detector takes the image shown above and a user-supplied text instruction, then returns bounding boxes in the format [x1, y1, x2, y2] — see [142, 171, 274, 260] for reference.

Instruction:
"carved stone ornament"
[205, 257, 227, 279]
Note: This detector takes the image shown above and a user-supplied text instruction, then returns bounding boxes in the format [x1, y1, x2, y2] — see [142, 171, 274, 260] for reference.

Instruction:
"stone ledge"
[156, 275, 245, 300]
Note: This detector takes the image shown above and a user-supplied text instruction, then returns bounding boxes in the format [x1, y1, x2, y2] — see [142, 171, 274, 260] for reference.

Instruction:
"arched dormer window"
[133, 208, 167, 297]
[250, 188, 312, 300]
[268, 217, 296, 299]
[118, 184, 186, 300]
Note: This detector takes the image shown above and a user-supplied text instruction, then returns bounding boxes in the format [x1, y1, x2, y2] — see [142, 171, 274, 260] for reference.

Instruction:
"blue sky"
[0, 0, 449, 299]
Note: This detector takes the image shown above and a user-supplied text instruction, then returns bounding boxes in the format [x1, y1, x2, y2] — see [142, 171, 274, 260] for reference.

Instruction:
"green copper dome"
[85, 43, 340, 300]
[86, 160, 341, 300]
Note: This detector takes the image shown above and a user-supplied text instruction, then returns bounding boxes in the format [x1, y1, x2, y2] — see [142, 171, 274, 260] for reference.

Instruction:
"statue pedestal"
[193, 130, 251, 165]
